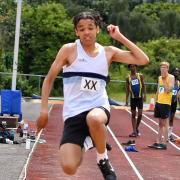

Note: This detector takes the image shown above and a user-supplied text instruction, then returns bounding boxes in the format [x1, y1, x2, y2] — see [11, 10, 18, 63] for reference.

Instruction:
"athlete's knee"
[61, 162, 78, 175]
[131, 113, 136, 119]
[88, 118, 102, 129]
[87, 112, 102, 123]
[159, 119, 166, 127]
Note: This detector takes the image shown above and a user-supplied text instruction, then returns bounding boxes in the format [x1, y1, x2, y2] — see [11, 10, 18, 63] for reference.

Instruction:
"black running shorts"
[60, 107, 110, 148]
[154, 102, 170, 119]
[130, 97, 143, 110]
[170, 100, 177, 113]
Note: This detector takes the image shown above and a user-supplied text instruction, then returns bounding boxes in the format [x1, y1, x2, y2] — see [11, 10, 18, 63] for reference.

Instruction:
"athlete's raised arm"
[107, 24, 149, 65]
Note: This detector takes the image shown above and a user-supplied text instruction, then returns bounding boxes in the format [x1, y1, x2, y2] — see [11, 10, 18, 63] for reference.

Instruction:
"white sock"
[168, 126, 173, 137]
[97, 149, 108, 163]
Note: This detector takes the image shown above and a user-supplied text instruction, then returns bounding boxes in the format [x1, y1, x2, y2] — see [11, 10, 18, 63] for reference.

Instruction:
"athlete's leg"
[86, 108, 107, 154]
[164, 119, 169, 143]
[86, 108, 117, 179]
[136, 109, 142, 132]
[130, 98, 137, 135]
[168, 112, 174, 138]
[169, 112, 175, 127]
[157, 118, 164, 143]
[131, 109, 137, 133]
[59, 143, 83, 175]
[169, 101, 177, 128]
[157, 118, 168, 144]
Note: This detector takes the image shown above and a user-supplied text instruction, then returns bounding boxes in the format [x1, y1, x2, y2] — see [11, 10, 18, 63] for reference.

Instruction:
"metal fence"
[0, 72, 63, 96]
[0, 72, 158, 101]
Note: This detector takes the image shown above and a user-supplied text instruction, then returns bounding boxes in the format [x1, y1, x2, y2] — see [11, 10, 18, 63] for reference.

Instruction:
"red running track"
[26, 104, 180, 180]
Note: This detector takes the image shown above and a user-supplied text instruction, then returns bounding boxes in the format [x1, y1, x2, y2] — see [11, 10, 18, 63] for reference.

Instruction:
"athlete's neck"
[81, 41, 99, 57]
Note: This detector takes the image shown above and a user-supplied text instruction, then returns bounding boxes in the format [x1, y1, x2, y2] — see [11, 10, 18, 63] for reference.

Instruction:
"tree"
[0, 0, 16, 70]
[159, 10, 180, 37]
[138, 37, 180, 81]
[20, 2, 75, 74]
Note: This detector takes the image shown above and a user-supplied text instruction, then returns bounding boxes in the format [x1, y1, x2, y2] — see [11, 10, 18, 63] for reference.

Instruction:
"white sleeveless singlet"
[62, 39, 110, 121]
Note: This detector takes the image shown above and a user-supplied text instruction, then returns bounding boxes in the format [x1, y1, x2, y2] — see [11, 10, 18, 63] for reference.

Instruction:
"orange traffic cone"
[149, 97, 155, 111]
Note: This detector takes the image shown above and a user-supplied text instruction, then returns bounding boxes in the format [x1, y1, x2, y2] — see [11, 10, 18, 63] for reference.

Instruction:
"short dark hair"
[128, 64, 137, 69]
[73, 11, 103, 29]
[174, 67, 179, 71]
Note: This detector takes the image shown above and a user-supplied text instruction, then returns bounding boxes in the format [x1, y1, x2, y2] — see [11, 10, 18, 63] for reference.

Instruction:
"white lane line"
[126, 109, 158, 134]
[19, 105, 53, 180]
[142, 114, 158, 125]
[126, 109, 180, 151]
[142, 113, 180, 139]
[107, 126, 144, 180]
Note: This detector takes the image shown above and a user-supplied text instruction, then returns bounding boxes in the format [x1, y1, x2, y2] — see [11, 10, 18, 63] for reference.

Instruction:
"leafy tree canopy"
[138, 37, 180, 81]
[134, 2, 180, 20]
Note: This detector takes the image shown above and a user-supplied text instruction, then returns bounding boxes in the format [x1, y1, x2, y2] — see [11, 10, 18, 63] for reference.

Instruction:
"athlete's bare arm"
[36, 43, 76, 132]
[163, 74, 175, 93]
[155, 77, 160, 102]
[106, 24, 149, 65]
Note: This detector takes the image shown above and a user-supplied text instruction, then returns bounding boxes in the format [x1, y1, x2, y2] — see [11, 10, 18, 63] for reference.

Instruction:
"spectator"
[168, 68, 180, 142]
[125, 64, 146, 137]
[149, 62, 174, 150]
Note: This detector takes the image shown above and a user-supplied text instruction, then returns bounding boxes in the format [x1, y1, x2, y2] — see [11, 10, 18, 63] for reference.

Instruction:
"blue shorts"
[60, 107, 110, 148]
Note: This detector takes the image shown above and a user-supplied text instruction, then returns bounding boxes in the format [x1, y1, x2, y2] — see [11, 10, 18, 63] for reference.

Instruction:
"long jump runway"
[26, 104, 180, 180]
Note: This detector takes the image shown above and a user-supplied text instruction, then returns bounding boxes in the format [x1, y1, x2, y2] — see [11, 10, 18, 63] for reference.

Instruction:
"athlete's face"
[160, 65, 169, 78]
[173, 69, 179, 78]
[129, 65, 137, 73]
[75, 19, 99, 46]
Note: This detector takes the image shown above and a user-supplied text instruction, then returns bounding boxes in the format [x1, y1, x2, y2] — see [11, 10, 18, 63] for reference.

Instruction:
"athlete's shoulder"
[59, 43, 76, 56]
[168, 74, 175, 83]
[126, 74, 130, 79]
[103, 45, 112, 52]
[168, 73, 174, 78]
[63, 42, 76, 50]
[158, 76, 162, 82]
[178, 80, 180, 87]
[104, 45, 122, 51]
[138, 73, 144, 79]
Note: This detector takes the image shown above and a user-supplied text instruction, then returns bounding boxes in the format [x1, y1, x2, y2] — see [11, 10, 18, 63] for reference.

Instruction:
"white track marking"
[142, 113, 180, 139]
[107, 126, 144, 180]
[125, 109, 180, 151]
[19, 105, 53, 180]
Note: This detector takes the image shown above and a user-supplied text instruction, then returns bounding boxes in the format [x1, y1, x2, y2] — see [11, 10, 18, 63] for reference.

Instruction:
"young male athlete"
[149, 62, 174, 150]
[125, 64, 146, 137]
[168, 68, 180, 142]
[36, 11, 149, 179]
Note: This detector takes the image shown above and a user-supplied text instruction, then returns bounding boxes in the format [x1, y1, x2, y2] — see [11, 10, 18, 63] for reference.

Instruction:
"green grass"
[107, 81, 157, 104]
[108, 92, 156, 104]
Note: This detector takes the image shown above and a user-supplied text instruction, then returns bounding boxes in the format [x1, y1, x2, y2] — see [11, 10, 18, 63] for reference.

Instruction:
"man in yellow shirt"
[149, 62, 174, 150]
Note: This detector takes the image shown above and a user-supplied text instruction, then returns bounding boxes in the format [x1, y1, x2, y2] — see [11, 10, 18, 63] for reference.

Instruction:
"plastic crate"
[0, 89, 22, 121]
